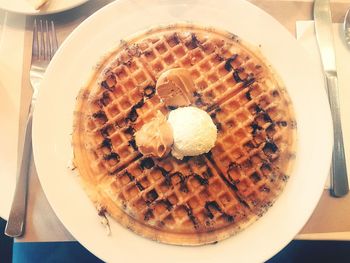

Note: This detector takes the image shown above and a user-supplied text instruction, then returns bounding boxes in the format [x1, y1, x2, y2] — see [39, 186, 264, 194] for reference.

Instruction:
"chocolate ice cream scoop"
[156, 68, 195, 107]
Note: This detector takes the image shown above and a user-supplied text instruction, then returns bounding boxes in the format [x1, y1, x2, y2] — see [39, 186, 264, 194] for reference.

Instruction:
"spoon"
[344, 8, 350, 48]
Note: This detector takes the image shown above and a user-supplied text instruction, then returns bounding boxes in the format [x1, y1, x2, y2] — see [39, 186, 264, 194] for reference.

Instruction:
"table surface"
[2, 0, 350, 245]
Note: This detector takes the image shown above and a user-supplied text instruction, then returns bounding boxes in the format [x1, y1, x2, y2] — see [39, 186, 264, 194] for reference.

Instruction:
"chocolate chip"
[277, 121, 288, 127]
[128, 139, 138, 151]
[146, 189, 158, 203]
[144, 209, 153, 221]
[101, 138, 112, 150]
[135, 181, 144, 191]
[140, 157, 155, 169]
[134, 98, 145, 109]
[224, 54, 238, 71]
[262, 112, 273, 123]
[205, 201, 233, 222]
[245, 90, 252, 100]
[101, 80, 114, 92]
[93, 111, 108, 123]
[100, 91, 111, 106]
[127, 107, 138, 122]
[144, 85, 156, 98]
[100, 125, 112, 138]
[192, 173, 208, 185]
[243, 76, 255, 87]
[124, 126, 135, 136]
[233, 69, 243, 82]
[250, 172, 261, 183]
[186, 33, 201, 49]
[184, 205, 199, 229]
[263, 140, 278, 154]
[251, 122, 262, 135]
[103, 152, 120, 161]
[167, 106, 178, 111]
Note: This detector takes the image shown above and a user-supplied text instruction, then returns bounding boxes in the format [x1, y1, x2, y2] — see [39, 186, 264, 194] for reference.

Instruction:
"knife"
[314, 0, 349, 197]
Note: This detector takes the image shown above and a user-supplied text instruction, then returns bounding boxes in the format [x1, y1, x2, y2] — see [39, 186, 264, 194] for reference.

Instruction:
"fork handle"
[326, 74, 349, 197]
[5, 113, 33, 237]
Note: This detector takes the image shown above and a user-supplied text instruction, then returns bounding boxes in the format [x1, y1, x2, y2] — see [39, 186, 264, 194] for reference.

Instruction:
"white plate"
[0, 0, 88, 15]
[32, 0, 333, 262]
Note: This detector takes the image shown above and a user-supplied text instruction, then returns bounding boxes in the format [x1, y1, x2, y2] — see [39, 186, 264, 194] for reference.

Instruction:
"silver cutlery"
[344, 8, 350, 49]
[314, 0, 349, 197]
[5, 20, 58, 237]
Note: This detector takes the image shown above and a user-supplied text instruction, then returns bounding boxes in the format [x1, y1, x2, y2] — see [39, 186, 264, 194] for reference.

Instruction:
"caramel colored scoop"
[156, 68, 195, 107]
[134, 111, 173, 158]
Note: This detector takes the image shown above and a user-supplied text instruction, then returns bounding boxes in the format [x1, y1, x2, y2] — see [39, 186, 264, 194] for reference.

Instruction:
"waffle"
[72, 24, 296, 245]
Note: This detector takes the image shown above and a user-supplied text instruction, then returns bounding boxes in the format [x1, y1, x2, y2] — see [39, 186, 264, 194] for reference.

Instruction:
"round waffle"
[72, 24, 296, 245]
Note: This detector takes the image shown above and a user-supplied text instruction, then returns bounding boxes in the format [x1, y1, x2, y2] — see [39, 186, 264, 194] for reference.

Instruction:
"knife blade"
[314, 0, 349, 197]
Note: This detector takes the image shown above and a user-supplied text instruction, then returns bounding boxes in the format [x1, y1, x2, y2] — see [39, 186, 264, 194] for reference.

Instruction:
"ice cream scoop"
[156, 68, 195, 107]
[168, 106, 217, 159]
[134, 111, 173, 158]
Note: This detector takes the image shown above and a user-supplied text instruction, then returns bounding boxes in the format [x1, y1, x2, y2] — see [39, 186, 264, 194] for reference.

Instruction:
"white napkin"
[296, 21, 350, 189]
[0, 11, 26, 219]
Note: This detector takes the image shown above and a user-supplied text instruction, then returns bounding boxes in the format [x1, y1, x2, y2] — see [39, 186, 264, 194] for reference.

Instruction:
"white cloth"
[296, 21, 350, 189]
[0, 11, 26, 219]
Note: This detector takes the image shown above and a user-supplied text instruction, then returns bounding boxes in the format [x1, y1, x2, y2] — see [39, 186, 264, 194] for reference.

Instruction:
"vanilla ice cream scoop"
[168, 106, 217, 159]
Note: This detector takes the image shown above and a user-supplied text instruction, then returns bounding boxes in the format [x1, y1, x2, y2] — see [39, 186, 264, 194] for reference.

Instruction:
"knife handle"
[5, 113, 32, 237]
[326, 73, 349, 197]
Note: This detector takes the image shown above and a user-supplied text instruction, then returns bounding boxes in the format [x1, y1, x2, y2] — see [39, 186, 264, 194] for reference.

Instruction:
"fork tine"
[33, 19, 58, 62]
[32, 19, 38, 59]
[50, 21, 58, 58]
[39, 20, 45, 60]
[44, 20, 50, 60]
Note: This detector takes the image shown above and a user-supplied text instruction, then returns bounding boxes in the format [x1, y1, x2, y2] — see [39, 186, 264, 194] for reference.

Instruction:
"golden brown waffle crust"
[73, 23, 297, 245]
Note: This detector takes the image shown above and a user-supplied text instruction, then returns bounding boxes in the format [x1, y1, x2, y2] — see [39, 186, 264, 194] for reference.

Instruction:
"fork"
[5, 20, 58, 237]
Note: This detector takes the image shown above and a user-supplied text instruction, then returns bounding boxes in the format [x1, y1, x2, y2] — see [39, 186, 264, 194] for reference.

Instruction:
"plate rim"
[32, 0, 333, 262]
[0, 0, 89, 15]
